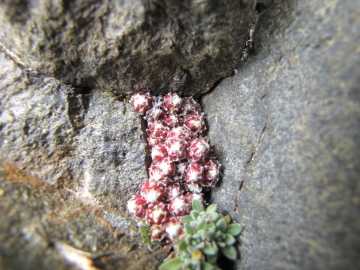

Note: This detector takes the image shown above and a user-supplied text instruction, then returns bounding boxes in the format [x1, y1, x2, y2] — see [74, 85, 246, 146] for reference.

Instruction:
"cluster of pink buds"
[127, 92, 221, 243]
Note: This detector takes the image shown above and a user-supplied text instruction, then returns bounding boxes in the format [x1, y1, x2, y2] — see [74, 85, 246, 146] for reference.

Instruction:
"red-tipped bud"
[185, 162, 204, 184]
[174, 161, 188, 181]
[145, 202, 170, 225]
[147, 121, 170, 139]
[147, 136, 162, 147]
[165, 137, 187, 161]
[165, 217, 184, 243]
[164, 93, 182, 110]
[150, 225, 166, 242]
[151, 144, 168, 163]
[187, 137, 210, 162]
[140, 181, 166, 203]
[186, 192, 205, 204]
[202, 159, 221, 187]
[167, 126, 192, 142]
[127, 194, 148, 218]
[130, 92, 153, 115]
[149, 158, 177, 182]
[163, 112, 180, 127]
[183, 112, 206, 135]
[168, 195, 191, 216]
[179, 97, 201, 115]
[166, 183, 183, 200]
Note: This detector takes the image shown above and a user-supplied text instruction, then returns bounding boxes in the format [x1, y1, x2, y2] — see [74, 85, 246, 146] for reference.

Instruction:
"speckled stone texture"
[202, 0, 360, 269]
[0, 53, 150, 269]
[0, 163, 165, 270]
[0, 0, 251, 96]
[0, 53, 147, 211]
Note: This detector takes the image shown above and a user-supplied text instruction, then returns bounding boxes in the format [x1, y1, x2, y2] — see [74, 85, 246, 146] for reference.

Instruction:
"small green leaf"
[198, 229, 206, 240]
[202, 261, 215, 270]
[221, 245, 237, 260]
[185, 224, 194, 235]
[196, 242, 205, 249]
[185, 235, 192, 244]
[206, 204, 217, 213]
[181, 215, 193, 224]
[209, 212, 219, 221]
[159, 258, 183, 270]
[206, 230, 215, 240]
[206, 254, 218, 264]
[192, 199, 204, 212]
[217, 241, 226, 248]
[190, 220, 198, 228]
[225, 223, 243, 236]
[203, 244, 217, 255]
[187, 245, 197, 254]
[207, 223, 216, 232]
[216, 219, 227, 231]
[176, 240, 187, 251]
[197, 219, 206, 230]
[225, 234, 236, 245]
[211, 240, 219, 252]
[190, 210, 200, 219]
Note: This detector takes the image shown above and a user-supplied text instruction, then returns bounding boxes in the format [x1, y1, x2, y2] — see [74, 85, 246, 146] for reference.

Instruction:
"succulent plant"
[159, 200, 243, 270]
[128, 92, 243, 270]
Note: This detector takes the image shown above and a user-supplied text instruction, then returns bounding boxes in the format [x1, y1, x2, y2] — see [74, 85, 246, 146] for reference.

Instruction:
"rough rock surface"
[0, 163, 165, 270]
[0, 53, 147, 211]
[202, 0, 360, 269]
[0, 0, 251, 96]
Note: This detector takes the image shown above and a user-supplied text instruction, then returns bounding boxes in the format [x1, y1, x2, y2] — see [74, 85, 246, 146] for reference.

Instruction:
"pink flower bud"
[147, 121, 170, 139]
[151, 144, 168, 163]
[167, 126, 192, 142]
[127, 194, 148, 218]
[149, 158, 176, 183]
[145, 202, 170, 225]
[165, 137, 187, 161]
[185, 162, 204, 184]
[145, 106, 165, 123]
[166, 183, 183, 200]
[174, 161, 188, 181]
[186, 192, 205, 204]
[183, 112, 206, 135]
[147, 136, 162, 147]
[140, 181, 166, 203]
[164, 93, 182, 110]
[179, 97, 201, 115]
[165, 217, 184, 243]
[202, 159, 221, 187]
[130, 92, 153, 115]
[169, 195, 191, 216]
[162, 112, 180, 127]
[187, 137, 210, 162]
[150, 225, 166, 242]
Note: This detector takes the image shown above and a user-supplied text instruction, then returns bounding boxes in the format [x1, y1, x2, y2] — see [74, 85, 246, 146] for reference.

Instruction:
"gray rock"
[0, 163, 164, 270]
[0, 53, 147, 210]
[202, 0, 360, 269]
[0, 0, 251, 96]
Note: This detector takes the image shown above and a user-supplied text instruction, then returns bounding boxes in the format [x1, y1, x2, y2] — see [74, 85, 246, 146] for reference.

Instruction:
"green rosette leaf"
[206, 204, 217, 213]
[203, 244, 217, 255]
[220, 245, 237, 260]
[225, 234, 236, 246]
[192, 199, 204, 212]
[225, 223, 243, 236]
[159, 258, 183, 270]
[216, 219, 227, 231]
[181, 215, 193, 224]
